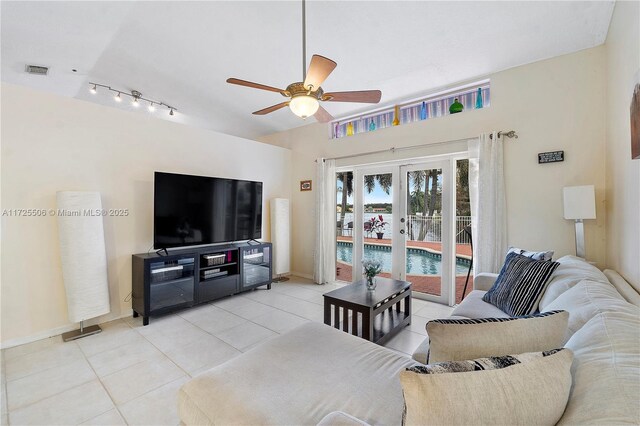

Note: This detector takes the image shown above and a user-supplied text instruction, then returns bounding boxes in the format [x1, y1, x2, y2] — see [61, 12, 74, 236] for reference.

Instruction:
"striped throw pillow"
[482, 252, 560, 316]
[425, 310, 568, 363]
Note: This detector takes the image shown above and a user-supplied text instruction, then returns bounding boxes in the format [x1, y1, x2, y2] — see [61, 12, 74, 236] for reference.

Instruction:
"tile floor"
[0, 277, 453, 426]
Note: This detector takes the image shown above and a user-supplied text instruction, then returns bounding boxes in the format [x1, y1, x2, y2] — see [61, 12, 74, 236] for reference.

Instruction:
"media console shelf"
[132, 242, 272, 325]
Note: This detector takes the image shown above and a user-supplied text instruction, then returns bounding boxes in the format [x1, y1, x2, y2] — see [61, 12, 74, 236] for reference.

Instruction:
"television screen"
[154, 172, 262, 248]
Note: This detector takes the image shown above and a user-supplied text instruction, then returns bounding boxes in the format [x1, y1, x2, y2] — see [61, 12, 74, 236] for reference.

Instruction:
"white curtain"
[314, 158, 336, 284]
[468, 132, 508, 275]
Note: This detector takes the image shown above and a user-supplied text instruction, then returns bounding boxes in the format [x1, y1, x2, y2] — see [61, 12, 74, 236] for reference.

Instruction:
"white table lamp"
[563, 185, 596, 259]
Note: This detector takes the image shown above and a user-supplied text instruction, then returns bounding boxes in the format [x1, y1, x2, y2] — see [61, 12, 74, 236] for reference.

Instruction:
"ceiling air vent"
[25, 65, 49, 75]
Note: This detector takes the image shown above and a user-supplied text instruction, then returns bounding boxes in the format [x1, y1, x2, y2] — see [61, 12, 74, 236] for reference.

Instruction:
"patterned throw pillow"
[408, 348, 565, 375]
[483, 252, 560, 316]
[400, 348, 574, 426]
[507, 246, 554, 261]
[425, 310, 568, 363]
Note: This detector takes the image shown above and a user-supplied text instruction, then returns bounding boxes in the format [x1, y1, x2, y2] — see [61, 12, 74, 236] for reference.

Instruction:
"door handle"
[400, 229, 405, 234]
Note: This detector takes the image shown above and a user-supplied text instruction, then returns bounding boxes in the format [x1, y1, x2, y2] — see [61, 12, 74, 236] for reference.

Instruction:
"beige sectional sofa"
[178, 256, 640, 425]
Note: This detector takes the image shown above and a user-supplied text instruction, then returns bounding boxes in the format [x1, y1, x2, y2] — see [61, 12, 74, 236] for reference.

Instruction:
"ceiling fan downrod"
[302, 0, 307, 82]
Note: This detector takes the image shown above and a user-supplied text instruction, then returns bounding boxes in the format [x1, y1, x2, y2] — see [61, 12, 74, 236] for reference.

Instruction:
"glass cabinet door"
[241, 245, 271, 289]
[149, 256, 195, 311]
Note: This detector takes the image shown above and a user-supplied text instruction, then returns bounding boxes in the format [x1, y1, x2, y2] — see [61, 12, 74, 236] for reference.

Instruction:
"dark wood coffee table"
[323, 278, 411, 345]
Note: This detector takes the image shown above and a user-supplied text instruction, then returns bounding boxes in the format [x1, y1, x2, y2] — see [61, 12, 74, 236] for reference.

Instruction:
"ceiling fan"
[226, 0, 382, 122]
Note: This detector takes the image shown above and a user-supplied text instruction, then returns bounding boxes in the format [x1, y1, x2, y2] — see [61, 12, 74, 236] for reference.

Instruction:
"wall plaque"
[538, 151, 564, 164]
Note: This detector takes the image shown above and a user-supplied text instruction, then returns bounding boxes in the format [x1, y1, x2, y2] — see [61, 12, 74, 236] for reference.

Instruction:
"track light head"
[148, 102, 155, 112]
[114, 92, 122, 102]
[169, 108, 175, 116]
[90, 84, 97, 94]
[132, 98, 139, 107]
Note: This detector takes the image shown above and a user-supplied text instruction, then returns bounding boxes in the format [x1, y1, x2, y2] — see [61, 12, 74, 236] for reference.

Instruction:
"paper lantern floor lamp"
[57, 191, 111, 341]
[270, 198, 291, 282]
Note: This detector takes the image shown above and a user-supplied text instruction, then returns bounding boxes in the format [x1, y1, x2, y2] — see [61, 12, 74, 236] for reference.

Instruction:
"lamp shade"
[563, 185, 596, 220]
[57, 191, 110, 323]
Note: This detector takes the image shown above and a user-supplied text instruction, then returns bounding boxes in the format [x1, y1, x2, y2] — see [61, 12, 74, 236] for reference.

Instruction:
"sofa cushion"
[543, 279, 633, 341]
[559, 311, 640, 425]
[482, 252, 560, 316]
[400, 348, 573, 426]
[451, 290, 510, 319]
[178, 322, 416, 426]
[538, 255, 609, 310]
[426, 310, 568, 363]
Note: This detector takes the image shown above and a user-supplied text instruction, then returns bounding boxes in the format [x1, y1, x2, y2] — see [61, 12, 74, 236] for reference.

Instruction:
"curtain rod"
[316, 130, 518, 162]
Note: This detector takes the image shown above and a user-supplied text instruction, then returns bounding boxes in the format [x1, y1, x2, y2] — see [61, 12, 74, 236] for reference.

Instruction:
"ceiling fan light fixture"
[289, 94, 319, 119]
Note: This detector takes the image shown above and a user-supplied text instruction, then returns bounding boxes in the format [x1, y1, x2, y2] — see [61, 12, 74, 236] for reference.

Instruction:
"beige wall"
[0, 84, 292, 346]
[260, 47, 608, 278]
[604, 1, 640, 287]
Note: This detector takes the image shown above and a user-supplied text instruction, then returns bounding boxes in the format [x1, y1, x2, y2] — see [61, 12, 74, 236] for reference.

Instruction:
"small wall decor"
[538, 151, 564, 164]
[300, 180, 312, 191]
[631, 81, 639, 160]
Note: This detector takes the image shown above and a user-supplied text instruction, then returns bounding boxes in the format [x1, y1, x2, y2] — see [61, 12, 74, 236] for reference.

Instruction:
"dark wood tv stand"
[132, 242, 272, 325]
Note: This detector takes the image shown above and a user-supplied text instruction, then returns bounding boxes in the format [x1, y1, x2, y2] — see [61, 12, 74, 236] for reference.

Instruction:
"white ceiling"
[1, 1, 615, 140]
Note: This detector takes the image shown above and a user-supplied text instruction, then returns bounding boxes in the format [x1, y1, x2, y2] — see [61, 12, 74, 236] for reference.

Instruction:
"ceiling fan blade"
[252, 102, 290, 115]
[323, 90, 382, 103]
[227, 78, 286, 95]
[303, 55, 337, 90]
[314, 105, 334, 123]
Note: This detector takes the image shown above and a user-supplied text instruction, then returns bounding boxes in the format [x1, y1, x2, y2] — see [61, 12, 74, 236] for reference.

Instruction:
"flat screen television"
[154, 172, 263, 249]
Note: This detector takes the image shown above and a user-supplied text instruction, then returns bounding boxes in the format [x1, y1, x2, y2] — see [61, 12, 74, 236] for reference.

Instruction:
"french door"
[337, 156, 462, 306]
[398, 160, 453, 305]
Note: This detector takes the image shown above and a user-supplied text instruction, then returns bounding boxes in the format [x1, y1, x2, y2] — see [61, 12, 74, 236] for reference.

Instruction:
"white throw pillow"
[400, 349, 574, 426]
[426, 310, 569, 363]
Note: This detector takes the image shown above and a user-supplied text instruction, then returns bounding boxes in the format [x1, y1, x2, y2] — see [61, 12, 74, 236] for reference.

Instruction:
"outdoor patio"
[335, 236, 474, 304]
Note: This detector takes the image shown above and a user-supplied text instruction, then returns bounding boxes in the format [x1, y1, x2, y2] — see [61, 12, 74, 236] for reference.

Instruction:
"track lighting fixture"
[89, 82, 177, 117]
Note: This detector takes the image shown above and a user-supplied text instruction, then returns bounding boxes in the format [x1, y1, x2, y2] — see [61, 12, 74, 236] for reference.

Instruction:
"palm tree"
[364, 174, 392, 194]
[337, 172, 353, 230]
[407, 171, 425, 239]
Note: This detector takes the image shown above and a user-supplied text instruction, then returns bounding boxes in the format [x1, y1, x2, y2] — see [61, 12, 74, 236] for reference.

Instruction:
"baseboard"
[290, 271, 314, 281]
[0, 312, 133, 350]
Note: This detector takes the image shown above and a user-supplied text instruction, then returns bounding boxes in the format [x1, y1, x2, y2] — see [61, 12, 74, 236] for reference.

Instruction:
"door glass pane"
[405, 168, 445, 297]
[455, 159, 473, 303]
[336, 171, 353, 282]
[362, 172, 393, 276]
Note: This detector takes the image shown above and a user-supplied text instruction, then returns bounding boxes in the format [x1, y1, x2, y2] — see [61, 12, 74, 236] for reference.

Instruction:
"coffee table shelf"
[323, 278, 411, 345]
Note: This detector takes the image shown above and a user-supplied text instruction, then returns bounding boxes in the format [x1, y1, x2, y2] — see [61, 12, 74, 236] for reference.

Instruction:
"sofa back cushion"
[538, 256, 609, 310]
[543, 279, 633, 341]
[558, 311, 640, 425]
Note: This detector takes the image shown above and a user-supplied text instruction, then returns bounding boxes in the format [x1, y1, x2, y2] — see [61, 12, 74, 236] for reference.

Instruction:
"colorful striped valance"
[331, 83, 491, 139]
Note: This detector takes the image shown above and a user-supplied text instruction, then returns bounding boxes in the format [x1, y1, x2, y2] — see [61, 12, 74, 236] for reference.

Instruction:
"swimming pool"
[336, 242, 469, 275]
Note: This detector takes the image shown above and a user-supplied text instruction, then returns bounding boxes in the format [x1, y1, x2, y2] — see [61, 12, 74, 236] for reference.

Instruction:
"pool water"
[337, 243, 469, 275]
